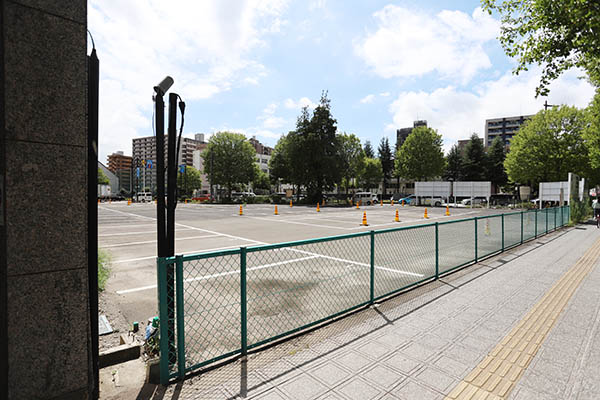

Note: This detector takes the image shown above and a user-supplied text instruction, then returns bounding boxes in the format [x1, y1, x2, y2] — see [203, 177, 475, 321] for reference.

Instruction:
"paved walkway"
[143, 224, 600, 400]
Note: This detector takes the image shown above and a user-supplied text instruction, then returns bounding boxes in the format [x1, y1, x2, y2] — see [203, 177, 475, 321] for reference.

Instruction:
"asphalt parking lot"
[98, 202, 517, 347]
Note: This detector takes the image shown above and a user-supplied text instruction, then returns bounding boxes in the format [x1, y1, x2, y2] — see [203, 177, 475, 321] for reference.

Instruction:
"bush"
[570, 199, 591, 224]
[98, 248, 111, 292]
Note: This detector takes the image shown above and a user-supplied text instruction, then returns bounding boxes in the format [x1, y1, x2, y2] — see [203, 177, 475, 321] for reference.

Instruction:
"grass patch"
[98, 248, 111, 292]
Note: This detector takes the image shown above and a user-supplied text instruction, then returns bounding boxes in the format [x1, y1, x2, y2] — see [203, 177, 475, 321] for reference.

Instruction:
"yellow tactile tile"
[445, 237, 600, 399]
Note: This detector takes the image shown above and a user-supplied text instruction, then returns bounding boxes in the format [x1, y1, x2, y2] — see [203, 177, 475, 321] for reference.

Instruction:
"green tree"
[202, 131, 257, 198]
[486, 137, 508, 189]
[443, 144, 463, 181]
[482, 0, 600, 96]
[461, 134, 487, 181]
[288, 92, 341, 203]
[253, 168, 271, 191]
[395, 126, 445, 181]
[269, 134, 293, 185]
[98, 168, 109, 185]
[361, 158, 383, 191]
[505, 106, 590, 188]
[378, 137, 394, 195]
[584, 91, 600, 170]
[338, 133, 366, 194]
[177, 166, 203, 198]
[364, 140, 375, 158]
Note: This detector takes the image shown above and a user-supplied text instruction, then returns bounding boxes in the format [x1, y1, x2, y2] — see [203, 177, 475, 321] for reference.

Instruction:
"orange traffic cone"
[274, 205, 279, 215]
[239, 205, 243, 216]
[97, 199, 100, 204]
[424, 208, 429, 219]
[127, 199, 131, 206]
[356, 201, 360, 209]
[395, 209, 400, 222]
[362, 212, 368, 226]
[185, 199, 188, 204]
[391, 199, 394, 206]
[380, 199, 383, 206]
[402, 200, 405, 207]
[290, 200, 293, 207]
[317, 203, 320, 212]
[445, 205, 450, 216]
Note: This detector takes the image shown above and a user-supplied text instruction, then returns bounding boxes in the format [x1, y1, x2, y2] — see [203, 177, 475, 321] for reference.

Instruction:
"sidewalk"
[114, 224, 600, 399]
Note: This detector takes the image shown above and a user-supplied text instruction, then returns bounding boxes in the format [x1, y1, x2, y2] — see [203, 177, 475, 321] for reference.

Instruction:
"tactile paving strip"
[446, 237, 600, 400]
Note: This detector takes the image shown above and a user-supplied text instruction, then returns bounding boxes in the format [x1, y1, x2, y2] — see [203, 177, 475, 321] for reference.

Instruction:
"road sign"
[147, 160, 153, 169]
[179, 164, 186, 173]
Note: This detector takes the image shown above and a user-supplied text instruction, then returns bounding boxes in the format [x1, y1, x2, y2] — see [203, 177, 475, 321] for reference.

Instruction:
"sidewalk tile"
[357, 341, 392, 359]
[400, 342, 438, 362]
[389, 380, 442, 400]
[332, 350, 373, 372]
[251, 388, 289, 400]
[382, 352, 422, 374]
[373, 332, 411, 349]
[335, 377, 382, 400]
[361, 365, 406, 390]
[414, 366, 457, 394]
[432, 355, 470, 378]
[308, 361, 351, 387]
[279, 373, 328, 400]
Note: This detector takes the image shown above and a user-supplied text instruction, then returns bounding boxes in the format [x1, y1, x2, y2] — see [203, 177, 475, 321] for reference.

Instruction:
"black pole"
[167, 93, 177, 255]
[155, 95, 166, 258]
[87, 48, 100, 399]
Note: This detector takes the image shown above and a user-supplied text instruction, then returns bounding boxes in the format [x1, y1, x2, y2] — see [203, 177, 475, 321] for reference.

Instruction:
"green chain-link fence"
[157, 206, 570, 383]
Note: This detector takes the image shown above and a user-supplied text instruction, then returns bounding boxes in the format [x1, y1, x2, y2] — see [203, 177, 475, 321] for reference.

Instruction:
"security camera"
[154, 76, 174, 96]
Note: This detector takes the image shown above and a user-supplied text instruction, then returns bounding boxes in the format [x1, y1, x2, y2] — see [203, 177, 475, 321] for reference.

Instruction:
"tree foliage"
[252, 168, 271, 191]
[584, 91, 600, 170]
[338, 133, 366, 193]
[482, 0, 600, 96]
[443, 144, 462, 181]
[363, 140, 375, 158]
[98, 168, 109, 185]
[361, 158, 383, 191]
[486, 137, 508, 188]
[202, 131, 257, 197]
[177, 166, 203, 198]
[395, 126, 445, 181]
[378, 137, 394, 195]
[461, 134, 487, 181]
[504, 105, 590, 187]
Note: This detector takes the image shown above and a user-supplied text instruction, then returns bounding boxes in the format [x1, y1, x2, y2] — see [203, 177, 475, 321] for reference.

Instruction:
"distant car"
[398, 195, 416, 204]
[421, 197, 444, 207]
[352, 192, 378, 205]
[461, 198, 487, 206]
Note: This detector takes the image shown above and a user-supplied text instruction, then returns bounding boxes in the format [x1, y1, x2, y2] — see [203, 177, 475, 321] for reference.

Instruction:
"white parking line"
[111, 244, 247, 264]
[99, 228, 194, 237]
[102, 234, 221, 248]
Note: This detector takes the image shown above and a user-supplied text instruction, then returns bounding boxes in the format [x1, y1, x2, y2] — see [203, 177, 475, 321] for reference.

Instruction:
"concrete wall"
[1, 1, 92, 398]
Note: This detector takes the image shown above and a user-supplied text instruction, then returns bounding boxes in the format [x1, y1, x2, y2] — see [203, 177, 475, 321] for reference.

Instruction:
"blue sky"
[90, 0, 595, 163]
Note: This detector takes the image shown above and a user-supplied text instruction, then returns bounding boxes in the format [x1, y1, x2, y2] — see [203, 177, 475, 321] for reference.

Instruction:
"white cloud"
[261, 116, 287, 129]
[263, 103, 278, 114]
[380, 92, 391, 97]
[284, 97, 316, 109]
[387, 68, 596, 152]
[355, 6, 500, 83]
[360, 94, 376, 104]
[89, 0, 289, 161]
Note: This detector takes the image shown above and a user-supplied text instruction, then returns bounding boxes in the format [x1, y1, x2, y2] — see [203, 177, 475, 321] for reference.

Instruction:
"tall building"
[457, 137, 484, 156]
[396, 120, 427, 149]
[131, 133, 207, 193]
[107, 151, 132, 194]
[484, 115, 533, 148]
[249, 136, 273, 173]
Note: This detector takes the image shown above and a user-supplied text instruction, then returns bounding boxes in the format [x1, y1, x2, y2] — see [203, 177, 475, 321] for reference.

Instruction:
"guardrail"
[157, 206, 570, 383]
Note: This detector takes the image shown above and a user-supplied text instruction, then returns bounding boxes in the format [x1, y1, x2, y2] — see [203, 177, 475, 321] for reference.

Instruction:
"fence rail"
[157, 206, 570, 383]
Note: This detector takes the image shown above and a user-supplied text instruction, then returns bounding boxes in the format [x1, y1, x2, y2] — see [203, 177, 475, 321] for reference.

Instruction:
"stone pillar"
[1, 1, 92, 398]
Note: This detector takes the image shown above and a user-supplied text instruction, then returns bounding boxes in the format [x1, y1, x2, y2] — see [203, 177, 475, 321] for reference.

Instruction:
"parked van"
[136, 191, 152, 202]
[352, 192, 378, 205]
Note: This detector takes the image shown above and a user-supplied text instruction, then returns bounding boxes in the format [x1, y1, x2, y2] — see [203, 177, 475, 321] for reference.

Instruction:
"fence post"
[157, 257, 170, 385]
[435, 223, 439, 279]
[561, 206, 564, 226]
[370, 230, 375, 304]
[175, 255, 185, 379]
[520, 211, 524, 244]
[240, 247, 248, 359]
[501, 214, 505, 251]
[545, 208, 548, 234]
[535, 210, 538, 238]
[474, 217, 478, 263]
[554, 207, 557, 230]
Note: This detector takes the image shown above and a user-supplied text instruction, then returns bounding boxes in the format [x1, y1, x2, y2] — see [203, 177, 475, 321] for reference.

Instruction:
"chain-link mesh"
[246, 235, 370, 346]
[523, 210, 536, 241]
[374, 225, 436, 298]
[504, 212, 521, 248]
[159, 206, 569, 379]
[438, 219, 475, 274]
[180, 252, 242, 370]
[477, 216, 503, 258]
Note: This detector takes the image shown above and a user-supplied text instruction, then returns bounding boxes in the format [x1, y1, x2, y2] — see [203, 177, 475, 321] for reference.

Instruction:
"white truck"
[97, 184, 111, 200]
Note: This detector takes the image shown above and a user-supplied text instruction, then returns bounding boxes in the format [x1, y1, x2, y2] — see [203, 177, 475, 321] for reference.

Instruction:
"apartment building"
[484, 115, 533, 148]
[249, 136, 273, 173]
[396, 120, 427, 149]
[107, 151, 132, 193]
